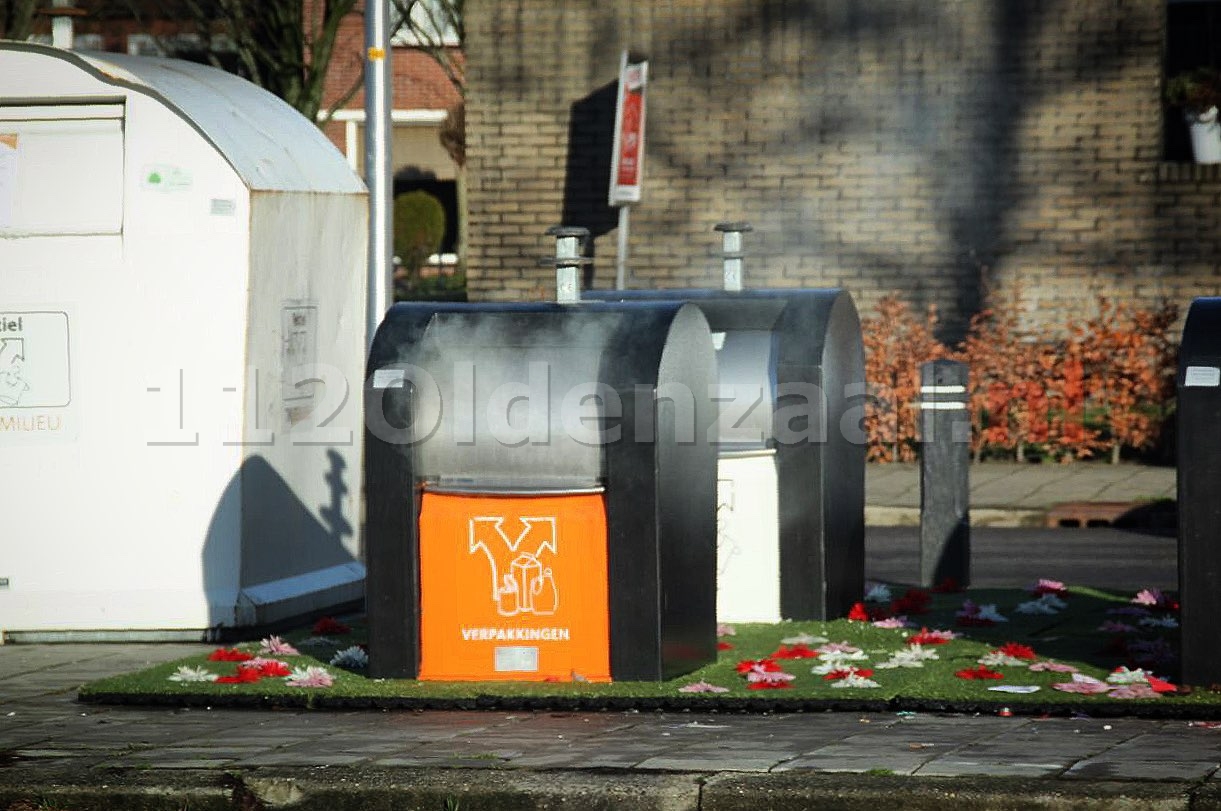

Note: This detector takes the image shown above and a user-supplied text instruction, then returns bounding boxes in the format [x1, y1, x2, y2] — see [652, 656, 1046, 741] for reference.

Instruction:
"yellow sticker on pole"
[367, 46, 386, 61]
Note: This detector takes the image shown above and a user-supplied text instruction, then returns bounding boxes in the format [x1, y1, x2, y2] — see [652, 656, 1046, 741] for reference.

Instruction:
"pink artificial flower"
[717, 623, 737, 637]
[746, 668, 796, 685]
[1051, 674, 1111, 695]
[872, 616, 909, 629]
[816, 642, 863, 655]
[1131, 588, 1163, 606]
[679, 680, 730, 694]
[1108, 683, 1160, 700]
[259, 636, 299, 656]
[285, 665, 334, 688]
[1030, 578, 1067, 597]
[1028, 660, 1079, 673]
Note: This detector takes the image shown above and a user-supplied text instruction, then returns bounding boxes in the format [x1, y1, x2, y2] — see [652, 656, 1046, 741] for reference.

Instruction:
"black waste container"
[364, 301, 717, 682]
[585, 288, 865, 623]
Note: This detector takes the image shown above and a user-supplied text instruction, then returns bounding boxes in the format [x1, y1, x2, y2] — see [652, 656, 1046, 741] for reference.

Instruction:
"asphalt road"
[865, 526, 1178, 591]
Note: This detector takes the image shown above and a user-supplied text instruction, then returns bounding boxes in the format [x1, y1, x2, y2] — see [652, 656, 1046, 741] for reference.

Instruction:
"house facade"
[463, 0, 1221, 335]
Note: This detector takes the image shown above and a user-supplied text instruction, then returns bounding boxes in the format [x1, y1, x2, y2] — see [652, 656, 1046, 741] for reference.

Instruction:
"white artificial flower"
[168, 665, 218, 683]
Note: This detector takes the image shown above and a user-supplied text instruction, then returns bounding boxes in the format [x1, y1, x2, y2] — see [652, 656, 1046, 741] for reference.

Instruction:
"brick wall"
[464, 0, 1221, 336]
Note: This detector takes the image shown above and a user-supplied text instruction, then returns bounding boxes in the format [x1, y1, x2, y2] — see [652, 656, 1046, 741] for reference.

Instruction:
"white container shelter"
[0, 42, 368, 640]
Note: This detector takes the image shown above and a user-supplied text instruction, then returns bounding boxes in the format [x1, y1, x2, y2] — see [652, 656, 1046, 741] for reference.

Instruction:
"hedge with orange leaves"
[861, 295, 1178, 463]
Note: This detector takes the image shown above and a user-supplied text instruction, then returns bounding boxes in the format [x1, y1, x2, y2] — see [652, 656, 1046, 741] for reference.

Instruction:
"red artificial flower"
[736, 658, 781, 674]
[255, 660, 292, 677]
[998, 642, 1037, 661]
[216, 665, 263, 684]
[1146, 675, 1178, 694]
[717, 641, 735, 651]
[823, 668, 874, 681]
[312, 616, 351, 635]
[931, 577, 963, 594]
[848, 602, 871, 622]
[955, 665, 1004, 680]
[208, 648, 254, 662]
[891, 588, 932, 615]
[770, 644, 818, 659]
[747, 680, 794, 690]
[906, 627, 955, 646]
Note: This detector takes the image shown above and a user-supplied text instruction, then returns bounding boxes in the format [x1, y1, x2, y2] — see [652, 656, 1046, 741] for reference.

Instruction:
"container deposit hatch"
[364, 301, 718, 682]
[0, 43, 367, 639]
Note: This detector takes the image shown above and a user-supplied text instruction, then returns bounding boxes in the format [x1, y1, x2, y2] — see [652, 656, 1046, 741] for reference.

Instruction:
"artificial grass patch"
[78, 584, 1218, 718]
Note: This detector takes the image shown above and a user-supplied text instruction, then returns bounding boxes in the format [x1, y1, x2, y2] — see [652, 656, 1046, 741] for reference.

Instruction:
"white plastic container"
[0, 43, 368, 639]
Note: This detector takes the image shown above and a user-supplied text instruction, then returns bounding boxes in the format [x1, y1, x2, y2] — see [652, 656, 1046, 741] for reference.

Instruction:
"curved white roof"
[0, 41, 365, 195]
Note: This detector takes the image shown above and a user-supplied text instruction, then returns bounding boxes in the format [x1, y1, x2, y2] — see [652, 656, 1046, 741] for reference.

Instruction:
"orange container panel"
[417, 492, 611, 682]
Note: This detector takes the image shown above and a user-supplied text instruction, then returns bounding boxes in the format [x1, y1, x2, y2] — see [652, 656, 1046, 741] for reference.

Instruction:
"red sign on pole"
[609, 53, 648, 206]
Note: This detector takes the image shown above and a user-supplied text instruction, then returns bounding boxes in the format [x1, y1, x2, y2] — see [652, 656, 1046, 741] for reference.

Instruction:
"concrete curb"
[3, 766, 1221, 811]
[866, 506, 1046, 528]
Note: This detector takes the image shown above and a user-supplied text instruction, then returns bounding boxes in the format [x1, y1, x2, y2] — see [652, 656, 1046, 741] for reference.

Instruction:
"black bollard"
[1177, 297, 1221, 687]
[919, 360, 971, 589]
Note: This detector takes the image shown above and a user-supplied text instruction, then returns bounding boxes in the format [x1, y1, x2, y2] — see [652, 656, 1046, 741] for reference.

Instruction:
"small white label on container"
[494, 646, 539, 672]
[1185, 366, 1221, 387]
[712, 332, 727, 351]
[372, 368, 405, 389]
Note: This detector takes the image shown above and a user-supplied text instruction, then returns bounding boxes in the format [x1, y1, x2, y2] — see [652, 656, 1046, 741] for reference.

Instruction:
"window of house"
[1165, 0, 1221, 161]
[391, 0, 461, 47]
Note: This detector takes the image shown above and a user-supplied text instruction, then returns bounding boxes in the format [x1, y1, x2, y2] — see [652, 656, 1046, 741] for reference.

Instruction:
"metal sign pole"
[364, 0, 393, 350]
[615, 207, 630, 289]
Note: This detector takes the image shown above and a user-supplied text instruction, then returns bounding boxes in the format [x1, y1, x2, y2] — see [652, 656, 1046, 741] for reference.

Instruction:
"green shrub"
[393, 190, 447, 283]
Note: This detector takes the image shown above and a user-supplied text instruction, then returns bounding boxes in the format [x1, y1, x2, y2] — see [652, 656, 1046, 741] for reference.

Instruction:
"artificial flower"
[747, 668, 796, 685]
[286, 665, 335, 688]
[955, 600, 1008, 626]
[167, 665, 218, 683]
[871, 616, 910, 629]
[1098, 620, 1137, 634]
[311, 616, 351, 636]
[816, 642, 863, 655]
[977, 652, 1029, 668]
[1107, 666, 1150, 684]
[1028, 660, 1079, 673]
[831, 673, 881, 689]
[259, 635, 300, 656]
[747, 679, 794, 690]
[770, 643, 818, 659]
[906, 627, 957, 646]
[1051, 673, 1111, 694]
[296, 636, 340, 648]
[998, 642, 1037, 660]
[216, 665, 263, 684]
[245, 657, 292, 677]
[780, 632, 828, 646]
[736, 658, 781, 674]
[931, 576, 963, 594]
[1014, 597, 1061, 616]
[1029, 578, 1067, 597]
[1139, 615, 1179, 629]
[874, 644, 940, 669]
[955, 665, 1004, 680]
[208, 648, 254, 662]
[1146, 675, 1178, 694]
[811, 656, 866, 675]
[330, 645, 369, 669]
[1108, 683, 1160, 700]
[864, 582, 893, 603]
[1131, 588, 1163, 606]
[717, 623, 737, 637]
[891, 588, 932, 616]
[717, 641, 735, 651]
[679, 680, 730, 694]
[823, 667, 874, 681]
[988, 685, 1041, 694]
[848, 602, 871, 622]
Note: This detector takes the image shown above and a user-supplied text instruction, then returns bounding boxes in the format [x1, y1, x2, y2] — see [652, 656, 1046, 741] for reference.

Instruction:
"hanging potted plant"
[1165, 67, 1221, 164]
